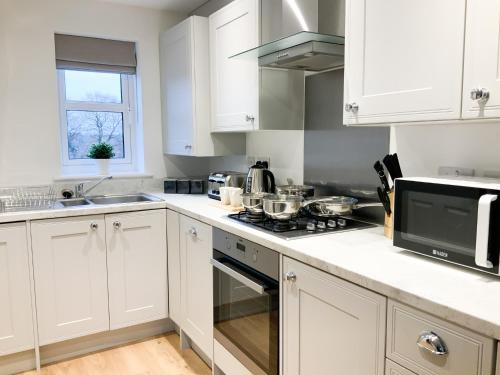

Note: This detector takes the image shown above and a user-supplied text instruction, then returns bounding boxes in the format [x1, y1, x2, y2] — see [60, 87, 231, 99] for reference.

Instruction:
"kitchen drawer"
[387, 300, 494, 375]
[386, 359, 416, 375]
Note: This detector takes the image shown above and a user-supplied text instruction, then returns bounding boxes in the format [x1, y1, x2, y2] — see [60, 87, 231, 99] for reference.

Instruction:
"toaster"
[208, 171, 246, 200]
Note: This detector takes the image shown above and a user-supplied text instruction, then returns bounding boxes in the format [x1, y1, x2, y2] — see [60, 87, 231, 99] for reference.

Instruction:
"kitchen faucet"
[75, 176, 113, 198]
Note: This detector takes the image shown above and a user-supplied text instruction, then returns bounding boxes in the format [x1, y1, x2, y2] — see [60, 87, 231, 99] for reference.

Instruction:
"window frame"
[57, 69, 138, 175]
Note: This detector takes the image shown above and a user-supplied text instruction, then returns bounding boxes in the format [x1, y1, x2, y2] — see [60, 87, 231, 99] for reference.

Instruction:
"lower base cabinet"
[283, 257, 387, 375]
[32, 210, 168, 345]
[0, 223, 34, 355]
[106, 210, 168, 330]
[180, 214, 213, 360]
[32, 216, 109, 345]
[167, 210, 213, 360]
[386, 360, 416, 375]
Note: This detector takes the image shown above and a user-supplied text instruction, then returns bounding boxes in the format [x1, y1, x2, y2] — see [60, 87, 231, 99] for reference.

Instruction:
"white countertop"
[155, 193, 500, 341]
[2, 192, 500, 340]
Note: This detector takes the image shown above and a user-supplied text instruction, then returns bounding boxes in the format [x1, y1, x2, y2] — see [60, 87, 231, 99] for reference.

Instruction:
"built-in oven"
[212, 228, 279, 375]
[394, 177, 500, 276]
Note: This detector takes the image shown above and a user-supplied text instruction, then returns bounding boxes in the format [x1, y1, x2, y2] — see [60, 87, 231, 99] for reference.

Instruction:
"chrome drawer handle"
[416, 331, 448, 356]
[90, 222, 98, 231]
[113, 221, 121, 230]
[344, 102, 359, 113]
[285, 271, 297, 282]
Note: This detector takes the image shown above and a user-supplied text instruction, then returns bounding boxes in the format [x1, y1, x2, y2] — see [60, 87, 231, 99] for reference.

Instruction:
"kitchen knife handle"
[374, 161, 391, 192]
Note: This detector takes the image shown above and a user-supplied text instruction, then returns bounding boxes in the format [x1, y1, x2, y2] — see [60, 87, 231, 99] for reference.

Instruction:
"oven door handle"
[475, 194, 497, 269]
[210, 259, 265, 295]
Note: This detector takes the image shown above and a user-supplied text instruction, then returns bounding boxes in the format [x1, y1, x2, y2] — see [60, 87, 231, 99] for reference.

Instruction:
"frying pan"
[304, 196, 382, 217]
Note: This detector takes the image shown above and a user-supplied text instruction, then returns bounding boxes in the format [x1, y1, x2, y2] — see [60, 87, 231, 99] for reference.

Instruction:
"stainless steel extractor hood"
[231, 0, 345, 72]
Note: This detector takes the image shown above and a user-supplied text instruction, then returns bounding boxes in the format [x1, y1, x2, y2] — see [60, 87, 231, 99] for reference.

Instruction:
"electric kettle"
[244, 162, 276, 194]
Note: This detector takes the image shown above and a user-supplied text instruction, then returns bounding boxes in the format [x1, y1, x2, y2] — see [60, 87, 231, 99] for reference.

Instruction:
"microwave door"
[475, 194, 498, 269]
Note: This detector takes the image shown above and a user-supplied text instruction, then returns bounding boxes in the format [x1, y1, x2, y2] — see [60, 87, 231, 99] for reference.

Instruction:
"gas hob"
[228, 211, 377, 240]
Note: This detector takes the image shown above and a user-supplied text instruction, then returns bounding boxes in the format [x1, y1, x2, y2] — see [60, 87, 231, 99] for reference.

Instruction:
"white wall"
[390, 123, 500, 178]
[0, 0, 185, 186]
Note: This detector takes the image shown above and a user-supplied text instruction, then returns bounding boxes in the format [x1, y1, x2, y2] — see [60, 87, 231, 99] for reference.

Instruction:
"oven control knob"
[252, 253, 257, 262]
[225, 240, 231, 250]
[306, 222, 316, 231]
[337, 218, 347, 228]
[317, 221, 326, 230]
[327, 219, 337, 228]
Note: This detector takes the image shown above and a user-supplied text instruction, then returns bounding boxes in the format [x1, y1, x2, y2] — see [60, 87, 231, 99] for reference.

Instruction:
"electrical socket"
[438, 166, 475, 177]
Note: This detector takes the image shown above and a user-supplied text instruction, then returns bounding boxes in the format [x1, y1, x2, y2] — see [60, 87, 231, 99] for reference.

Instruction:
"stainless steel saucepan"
[304, 196, 382, 217]
[275, 185, 314, 198]
[241, 192, 272, 215]
[262, 194, 303, 220]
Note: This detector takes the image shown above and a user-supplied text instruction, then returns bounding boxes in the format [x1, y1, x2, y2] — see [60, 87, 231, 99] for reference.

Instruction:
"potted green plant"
[87, 142, 115, 175]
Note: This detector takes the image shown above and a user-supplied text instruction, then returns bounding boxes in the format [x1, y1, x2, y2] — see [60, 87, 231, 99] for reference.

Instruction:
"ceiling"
[99, 0, 208, 13]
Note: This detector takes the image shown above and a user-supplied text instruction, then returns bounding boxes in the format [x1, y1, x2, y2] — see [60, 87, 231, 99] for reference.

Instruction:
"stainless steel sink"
[57, 198, 92, 207]
[88, 194, 160, 205]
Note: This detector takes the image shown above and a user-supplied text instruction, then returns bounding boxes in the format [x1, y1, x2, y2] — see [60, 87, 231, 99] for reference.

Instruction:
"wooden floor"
[19, 333, 211, 375]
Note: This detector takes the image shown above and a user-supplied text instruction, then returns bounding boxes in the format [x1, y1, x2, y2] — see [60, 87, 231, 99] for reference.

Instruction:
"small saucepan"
[263, 194, 304, 221]
[275, 185, 314, 198]
[304, 196, 382, 217]
[241, 192, 272, 215]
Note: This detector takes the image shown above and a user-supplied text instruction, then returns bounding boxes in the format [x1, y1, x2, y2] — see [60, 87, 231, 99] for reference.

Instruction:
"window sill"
[54, 173, 154, 182]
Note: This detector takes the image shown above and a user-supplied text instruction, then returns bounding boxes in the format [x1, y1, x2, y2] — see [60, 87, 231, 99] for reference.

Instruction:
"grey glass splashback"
[304, 69, 390, 222]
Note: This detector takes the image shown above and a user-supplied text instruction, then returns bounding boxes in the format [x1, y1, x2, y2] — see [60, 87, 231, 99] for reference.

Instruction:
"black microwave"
[394, 177, 500, 276]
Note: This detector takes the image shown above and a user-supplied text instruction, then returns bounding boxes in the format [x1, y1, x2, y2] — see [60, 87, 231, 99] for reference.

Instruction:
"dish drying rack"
[0, 185, 57, 212]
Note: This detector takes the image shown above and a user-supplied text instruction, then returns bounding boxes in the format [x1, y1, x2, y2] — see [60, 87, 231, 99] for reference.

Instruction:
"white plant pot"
[95, 159, 110, 175]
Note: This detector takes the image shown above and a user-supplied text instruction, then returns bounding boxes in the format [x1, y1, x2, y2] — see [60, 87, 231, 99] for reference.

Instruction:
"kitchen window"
[55, 34, 140, 175]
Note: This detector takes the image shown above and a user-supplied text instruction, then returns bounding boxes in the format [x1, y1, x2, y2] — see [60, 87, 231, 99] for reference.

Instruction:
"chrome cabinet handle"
[113, 221, 121, 230]
[188, 227, 197, 237]
[471, 88, 489, 102]
[416, 331, 448, 356]
[184, 144, 192, 149]
[246, 114, 255, 122]
[90, 222, 98, 231]
[344, 102, 359, 113]
[285, 271, 297, 282]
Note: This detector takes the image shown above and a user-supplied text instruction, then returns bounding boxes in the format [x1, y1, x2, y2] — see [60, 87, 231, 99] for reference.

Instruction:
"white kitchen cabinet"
[209, 0, 260, 132]
[31, 216, 109, 345]
[106, 210, 167, 330]
[344, 0, 466, 125]
[462, 0, 500, 119]
[386, 360, 416, 375]
[283, 257, 386, 375]
[167, 209, 181, 325]
[0, 223, 34, 356]
[179, 215, 213, 359]
[160, 16, 244, 155]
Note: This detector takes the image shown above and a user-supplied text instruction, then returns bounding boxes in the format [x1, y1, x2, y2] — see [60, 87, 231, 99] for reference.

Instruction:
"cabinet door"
[209, 0, 259, 131]
[283, 257, 386, 375]
[106, 210, 167, 330]
[160, 17, 195, 155]
[344, 0, 465, 125]
[31, 216, 109, 345]
[179, 215, 213, 359]
[462, 0, 500, 118]
[167, 209, 181, 324]
[0, 223, 34, 355]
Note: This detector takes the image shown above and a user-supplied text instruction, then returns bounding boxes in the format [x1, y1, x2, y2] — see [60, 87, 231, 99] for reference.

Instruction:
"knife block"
[384, 190, 394, 240]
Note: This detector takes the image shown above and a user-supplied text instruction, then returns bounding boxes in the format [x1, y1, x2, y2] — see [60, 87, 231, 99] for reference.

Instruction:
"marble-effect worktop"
[2, 192, 500, 341]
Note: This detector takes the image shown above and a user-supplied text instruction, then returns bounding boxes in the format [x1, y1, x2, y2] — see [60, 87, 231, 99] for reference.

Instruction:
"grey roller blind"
[55, 34, 136, 74]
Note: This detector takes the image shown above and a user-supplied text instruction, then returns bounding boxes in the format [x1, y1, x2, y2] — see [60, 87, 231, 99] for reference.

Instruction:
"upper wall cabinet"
[462, 0, 500, 119]
[344, 0, 466, 125]
[209, 0, 260, 132]
[160, 16, 244, 156]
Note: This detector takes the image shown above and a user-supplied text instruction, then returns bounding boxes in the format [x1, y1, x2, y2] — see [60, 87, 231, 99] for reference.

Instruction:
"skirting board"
[0, 350, 36, 375]
[0, 318, 174, 374]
